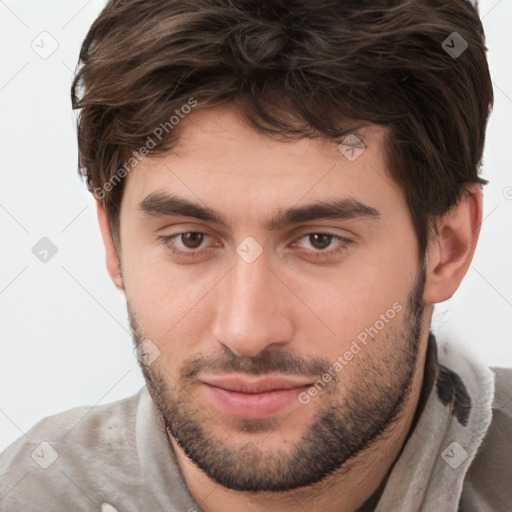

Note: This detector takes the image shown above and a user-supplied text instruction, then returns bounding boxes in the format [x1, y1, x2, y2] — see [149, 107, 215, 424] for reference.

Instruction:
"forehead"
[120, 108, 405, 227]
[166, 107, 383, 173]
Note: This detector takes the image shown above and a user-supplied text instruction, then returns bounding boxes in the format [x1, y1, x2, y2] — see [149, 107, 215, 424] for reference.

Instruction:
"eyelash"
[157, 231, 354, 261]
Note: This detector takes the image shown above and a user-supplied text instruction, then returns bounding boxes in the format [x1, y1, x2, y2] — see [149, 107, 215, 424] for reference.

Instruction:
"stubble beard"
[129, 267, 426, 492]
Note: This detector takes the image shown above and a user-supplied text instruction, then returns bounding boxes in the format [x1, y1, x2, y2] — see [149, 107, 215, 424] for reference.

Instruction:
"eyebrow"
[138, 192, 380, 230]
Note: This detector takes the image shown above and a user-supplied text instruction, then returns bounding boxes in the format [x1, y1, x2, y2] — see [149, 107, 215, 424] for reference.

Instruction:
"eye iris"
[182, 232, 204, 249]
[309, 234, 332, 250]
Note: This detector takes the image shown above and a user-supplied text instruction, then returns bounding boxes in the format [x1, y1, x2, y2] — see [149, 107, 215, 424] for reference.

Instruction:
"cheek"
[293, 238, 417, 353]
[122, 250, 221, 351]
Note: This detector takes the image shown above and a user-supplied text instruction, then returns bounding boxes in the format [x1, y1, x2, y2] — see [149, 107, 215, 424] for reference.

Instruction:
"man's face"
[117, 108, 428, 491]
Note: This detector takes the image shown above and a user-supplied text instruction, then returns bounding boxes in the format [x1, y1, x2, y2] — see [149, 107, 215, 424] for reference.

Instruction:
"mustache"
[181, 346, 331, 379]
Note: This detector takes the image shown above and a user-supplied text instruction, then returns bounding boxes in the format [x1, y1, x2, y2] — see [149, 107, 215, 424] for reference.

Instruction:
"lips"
[201, 376, 313, 419]
[202, 376, 312, 393]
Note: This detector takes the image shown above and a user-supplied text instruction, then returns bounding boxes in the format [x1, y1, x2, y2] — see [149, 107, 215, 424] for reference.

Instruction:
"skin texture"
[96, 107, 482, 512]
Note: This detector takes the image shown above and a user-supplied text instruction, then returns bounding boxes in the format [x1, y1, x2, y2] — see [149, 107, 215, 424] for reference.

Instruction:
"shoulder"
[459, 367, 512, 512]
[0, 388, 145, 511]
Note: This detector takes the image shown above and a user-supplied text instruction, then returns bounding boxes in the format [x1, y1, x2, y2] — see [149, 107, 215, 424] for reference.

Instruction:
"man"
[1, 0, 510, 510]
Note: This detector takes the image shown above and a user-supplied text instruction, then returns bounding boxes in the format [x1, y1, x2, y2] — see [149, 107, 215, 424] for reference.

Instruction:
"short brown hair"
[72, 0, 493, 257]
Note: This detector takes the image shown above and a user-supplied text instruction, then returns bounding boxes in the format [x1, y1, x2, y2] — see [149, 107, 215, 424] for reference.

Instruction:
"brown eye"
[294, 231, 354, 261]
[180, 232, 205, 249]
[308, 233, 333, 250]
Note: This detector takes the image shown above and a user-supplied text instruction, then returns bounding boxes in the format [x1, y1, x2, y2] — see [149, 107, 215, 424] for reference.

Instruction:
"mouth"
[200, 376, 313, 419]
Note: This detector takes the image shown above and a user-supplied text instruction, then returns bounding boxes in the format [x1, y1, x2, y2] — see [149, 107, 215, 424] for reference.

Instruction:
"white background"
[1, 0, 511, 452]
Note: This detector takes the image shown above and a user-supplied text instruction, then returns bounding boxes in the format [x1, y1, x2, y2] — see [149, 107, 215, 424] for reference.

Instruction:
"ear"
[424, 184, 483, 304]
[95, 198, 124, 292]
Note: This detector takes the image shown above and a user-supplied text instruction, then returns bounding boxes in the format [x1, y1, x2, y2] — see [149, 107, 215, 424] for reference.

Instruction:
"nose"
[212, 249, 294, 357]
